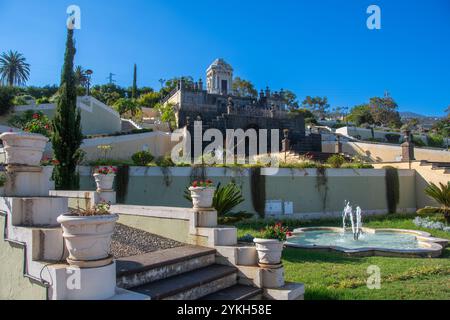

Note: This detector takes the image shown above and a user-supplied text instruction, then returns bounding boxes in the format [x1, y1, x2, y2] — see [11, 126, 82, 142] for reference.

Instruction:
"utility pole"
[106, 73, 116, 84]
[159, 78, 166, 89]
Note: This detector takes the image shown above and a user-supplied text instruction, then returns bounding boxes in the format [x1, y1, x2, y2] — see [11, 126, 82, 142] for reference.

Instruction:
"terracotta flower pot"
[94, 173, 116, 191]
[57, 213, 119, 266]
[189, 187, 215, 209]
[253, 238, 284, 265]
[0, 132, 48, 166]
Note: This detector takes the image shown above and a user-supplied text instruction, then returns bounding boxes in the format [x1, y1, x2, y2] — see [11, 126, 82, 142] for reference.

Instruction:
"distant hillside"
[400, 111, 428, 119]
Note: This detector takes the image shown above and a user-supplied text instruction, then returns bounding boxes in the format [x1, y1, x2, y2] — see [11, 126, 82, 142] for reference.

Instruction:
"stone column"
[401, 130, 415, 161]
[335, 135, 343, 154]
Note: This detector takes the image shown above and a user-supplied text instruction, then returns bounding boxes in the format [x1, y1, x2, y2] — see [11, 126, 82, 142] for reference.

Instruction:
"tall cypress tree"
[132, 63, 137, 99]
[52, 28, 83, 190]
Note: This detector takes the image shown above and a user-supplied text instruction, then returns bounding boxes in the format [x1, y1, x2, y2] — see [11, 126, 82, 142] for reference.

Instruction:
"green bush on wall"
[251, 167, 266, 219]
[131, 151, 154, 166]
[384, 166, 400, 214]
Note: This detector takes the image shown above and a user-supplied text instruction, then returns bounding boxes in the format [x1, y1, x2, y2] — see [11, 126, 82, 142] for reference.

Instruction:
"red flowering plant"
[40, 156, 60, 166]
[260, 222, 293, 242]
[94, 166, 118, 175]
[23, 112, 53, 138]
[191, 179, 214, 188]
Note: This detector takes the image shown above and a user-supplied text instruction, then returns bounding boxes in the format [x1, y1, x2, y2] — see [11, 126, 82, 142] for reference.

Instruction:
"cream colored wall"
[118, 214, 190, 243]
[80, 131, 175, 161]
[323, 141, 450, 163]
[373, 161, 449, 209]
[79, 167, 416, 217]
[0, 216, 47, 300]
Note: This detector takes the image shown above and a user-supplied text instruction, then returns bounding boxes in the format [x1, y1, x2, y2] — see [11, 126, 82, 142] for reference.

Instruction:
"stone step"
[129, 264, 237, 300]
[116, 245, 216, 289]
[200, 285, 263, 300]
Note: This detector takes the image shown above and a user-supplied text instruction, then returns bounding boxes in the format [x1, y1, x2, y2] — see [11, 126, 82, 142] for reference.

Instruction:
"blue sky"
[1, 0, 449, 116]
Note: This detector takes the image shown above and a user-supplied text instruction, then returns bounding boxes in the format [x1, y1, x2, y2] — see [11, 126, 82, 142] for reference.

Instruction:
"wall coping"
[110, 204, 192, 220]
[78, 166, 415, 177]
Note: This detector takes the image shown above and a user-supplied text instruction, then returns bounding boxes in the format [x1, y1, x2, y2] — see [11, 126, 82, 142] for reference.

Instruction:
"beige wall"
[79, 167, 416, 218]
[10, 96, 122, 136]
[0, 215, 47, 300]
[118, 214, 190, 243]
[373, 161, 450, 209]
[80, 131, 175, 161]
[323, 141, 450, 163]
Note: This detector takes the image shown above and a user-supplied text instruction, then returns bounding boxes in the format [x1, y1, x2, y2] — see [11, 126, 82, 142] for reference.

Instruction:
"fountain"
[342, 201, 363, 240]
[285, 203, 449, 258]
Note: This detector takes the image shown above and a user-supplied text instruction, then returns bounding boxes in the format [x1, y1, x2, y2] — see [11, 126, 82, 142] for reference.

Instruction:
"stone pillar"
[282, 129, 290, 153]
[335, 135, 343, 154]
[401, 130, 415, 161]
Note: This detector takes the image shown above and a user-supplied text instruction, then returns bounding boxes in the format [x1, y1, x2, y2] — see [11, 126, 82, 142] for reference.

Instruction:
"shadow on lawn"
[283, 248, 360, 264]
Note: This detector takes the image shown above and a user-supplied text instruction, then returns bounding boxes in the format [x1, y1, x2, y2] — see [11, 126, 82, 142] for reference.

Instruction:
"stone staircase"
[116, 245, 262, 300]
[420, 160, 450, 174]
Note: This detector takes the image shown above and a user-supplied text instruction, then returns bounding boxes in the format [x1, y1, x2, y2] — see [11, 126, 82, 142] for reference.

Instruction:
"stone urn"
[189, 187, 215, 209]
[253, 238, 284, 265]
[94, 173, 116, 191]
[57, 213, 119, 267]
[0, 132, 48, 166]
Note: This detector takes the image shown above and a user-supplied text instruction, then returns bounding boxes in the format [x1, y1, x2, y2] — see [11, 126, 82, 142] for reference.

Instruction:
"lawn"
[235, 213, 450, 300]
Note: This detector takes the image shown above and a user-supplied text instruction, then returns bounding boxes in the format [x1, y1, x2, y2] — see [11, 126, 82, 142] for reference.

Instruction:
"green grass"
[235, 213, 450, 300]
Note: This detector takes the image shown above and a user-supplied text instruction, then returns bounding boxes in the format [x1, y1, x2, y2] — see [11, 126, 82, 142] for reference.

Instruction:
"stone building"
[163, 58, 321, 157]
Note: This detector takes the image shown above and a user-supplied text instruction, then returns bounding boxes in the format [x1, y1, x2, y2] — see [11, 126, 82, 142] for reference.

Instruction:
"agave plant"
[424, 182, 450, 223]
[184, 181, 244, 216]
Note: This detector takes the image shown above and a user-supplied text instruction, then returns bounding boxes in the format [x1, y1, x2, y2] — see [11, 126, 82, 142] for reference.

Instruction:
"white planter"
[0, 132, 48, 166]
[94, 173, 116, 191]
[189, 187, 215, 209]
[253, 238, 284, 265]
[57, 213, 119, 265]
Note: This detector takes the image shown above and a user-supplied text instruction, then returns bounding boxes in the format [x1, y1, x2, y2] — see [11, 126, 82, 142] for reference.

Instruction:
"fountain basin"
[286, 227, 448, 258]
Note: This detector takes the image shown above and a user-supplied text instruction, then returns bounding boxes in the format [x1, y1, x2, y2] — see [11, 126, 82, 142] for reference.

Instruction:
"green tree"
[161, 76, 194, 97]
[132, 64, 137, 99]
[369, 96, 402, 128]
[282, 90, 300, 109]
[232, 77, 257, 98]
[347, 104, 374, 126]
[138, 91, 161, 108]
[155, 102, 176, 130]
[0, 86, 16, 115]
[302, 96, 330, 120]
[91, 83, 127, 105]
[51, 28, 84, 190]
[0, 50, 30, 86]
[113, 98, 140, 116]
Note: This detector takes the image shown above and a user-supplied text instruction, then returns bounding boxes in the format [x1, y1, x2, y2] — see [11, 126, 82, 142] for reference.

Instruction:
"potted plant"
[57, 201, 119, 266]
[0, 132, 48, 166]
[0, 172, 7, 196]
[253, 223, 292, 265]
[189, 180, 215, 209]
[93, 166, 117, 191]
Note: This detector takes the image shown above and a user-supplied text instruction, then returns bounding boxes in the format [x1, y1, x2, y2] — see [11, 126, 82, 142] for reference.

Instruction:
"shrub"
[385, 133, 401, 144]
[412, 136, 426, 147]
[184, 181, 245, 217]
[35, 96, 50, 105]
[384, 166, 400, 214]
[155, 155, 175, 167]
[424, 182, 450, 223]
[131, 151, 154, 166]
[0, 172, 7, 187]
[22, 112, 52, 137]
[341, 163, 374, 169]
[0, 86, 16, 115]
[213, 182, 245, 216]
[426, 134, 444, 148]
[327, 154, 346, 168]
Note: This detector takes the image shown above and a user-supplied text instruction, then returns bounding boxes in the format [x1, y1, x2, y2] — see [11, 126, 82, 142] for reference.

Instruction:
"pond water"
[288, 230, 421, 250]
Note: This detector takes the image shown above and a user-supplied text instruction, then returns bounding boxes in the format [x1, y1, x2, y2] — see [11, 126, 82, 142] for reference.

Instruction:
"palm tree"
[424, 182, 450, 223]
[74, 65, 87, 87]
[0, 50, 30, 86]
